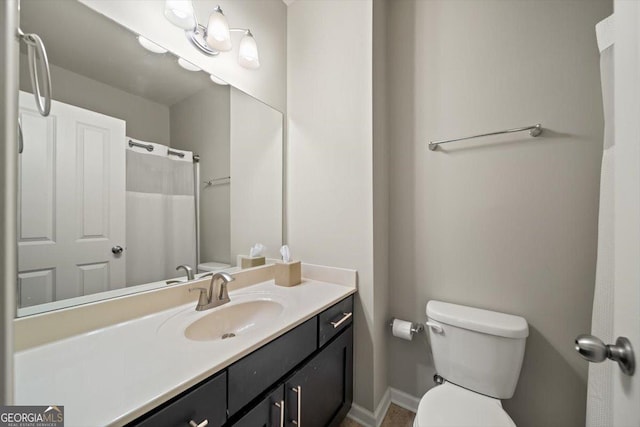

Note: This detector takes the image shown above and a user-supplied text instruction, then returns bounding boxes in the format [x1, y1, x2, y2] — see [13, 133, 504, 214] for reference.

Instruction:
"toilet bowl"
[414, 301, 529, 426]
[414, 382, 515, 427]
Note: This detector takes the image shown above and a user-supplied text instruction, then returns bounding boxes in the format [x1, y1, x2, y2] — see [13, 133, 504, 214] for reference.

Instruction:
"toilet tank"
[426, 300, 529, 399]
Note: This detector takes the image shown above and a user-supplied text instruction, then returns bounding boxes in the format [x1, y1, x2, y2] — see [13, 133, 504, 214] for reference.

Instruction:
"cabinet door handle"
[330, 312, 352, 329]
[290, 386, 301, 426]
[188, 420, 208, 427]
[274, 400, 285, 427]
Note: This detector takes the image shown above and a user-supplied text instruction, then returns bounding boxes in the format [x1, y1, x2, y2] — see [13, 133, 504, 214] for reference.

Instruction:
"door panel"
[78, 262, 109, 296]
[17, 268, 55, 308]
[18, 91, 126, 306]
[18, 109, 55, 243]
[76, 124, 110, 239]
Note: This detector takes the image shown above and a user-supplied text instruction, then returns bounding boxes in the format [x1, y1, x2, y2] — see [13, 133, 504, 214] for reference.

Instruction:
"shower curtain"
[586, 14, 614, 427]
[126, 138, 197, 286]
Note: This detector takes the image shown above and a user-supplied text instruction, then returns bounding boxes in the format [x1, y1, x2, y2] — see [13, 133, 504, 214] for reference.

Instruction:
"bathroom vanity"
[14, 269, 356, 427]
[132, 295, 353, 427]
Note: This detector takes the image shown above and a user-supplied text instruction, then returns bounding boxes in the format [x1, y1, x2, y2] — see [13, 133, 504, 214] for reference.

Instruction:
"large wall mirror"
[17, 0, 283, 316]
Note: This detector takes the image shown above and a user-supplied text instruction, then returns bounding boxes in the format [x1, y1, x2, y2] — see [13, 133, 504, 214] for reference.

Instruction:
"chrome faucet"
[189, 271, 235, 311]
[176, 264, 195, 281]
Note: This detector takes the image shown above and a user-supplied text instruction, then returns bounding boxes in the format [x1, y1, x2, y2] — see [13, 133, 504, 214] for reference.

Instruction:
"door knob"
[575, 334, 635, 376]
[111, 245, 124, 255]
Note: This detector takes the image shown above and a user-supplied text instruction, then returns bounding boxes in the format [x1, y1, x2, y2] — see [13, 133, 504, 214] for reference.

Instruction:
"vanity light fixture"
[164, 0, 260, 69]
[137, 36, 168, 54]
[164, 0, 197, 30]
[237, 30, 260, 69]
[206, 6, 232, 52]
[209, 74, 229, 85]
[177, 57, 201, 71]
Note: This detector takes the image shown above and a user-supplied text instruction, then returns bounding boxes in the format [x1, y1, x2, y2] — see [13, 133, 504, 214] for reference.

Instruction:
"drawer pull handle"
[274, 400, 285, 427]
[290, 386, 302, 426]
[330, 312, 352, 329]
[188, 420, 208, 427]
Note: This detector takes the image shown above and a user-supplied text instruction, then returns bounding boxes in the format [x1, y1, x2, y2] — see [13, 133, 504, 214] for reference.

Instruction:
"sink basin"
[184, 299, 285, 342]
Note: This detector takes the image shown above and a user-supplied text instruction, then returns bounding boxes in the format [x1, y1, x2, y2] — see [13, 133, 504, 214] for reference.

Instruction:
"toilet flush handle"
[426, 321, 444, 334]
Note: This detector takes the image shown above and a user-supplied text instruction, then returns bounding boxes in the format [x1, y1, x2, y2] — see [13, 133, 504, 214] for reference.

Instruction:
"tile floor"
[340, 403, 416, 427]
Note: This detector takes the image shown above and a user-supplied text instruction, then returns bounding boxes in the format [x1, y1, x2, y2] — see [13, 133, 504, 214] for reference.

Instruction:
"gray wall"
[386, 1, 611, 426]
[19, 55, 170, 145]
[171, 85, 231, 266]
[372, 0, 390, 408]
[287, 0, 379, 412]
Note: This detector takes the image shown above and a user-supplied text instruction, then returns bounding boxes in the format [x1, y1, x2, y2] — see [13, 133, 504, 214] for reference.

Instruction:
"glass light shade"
[164, 0, 196, 30]
[206, 8, 232, 52]
[209, 74, 228, 85]
[137, 36, 168, 54]
[177, 58, 201, 71]
[238, 32, 260, 69]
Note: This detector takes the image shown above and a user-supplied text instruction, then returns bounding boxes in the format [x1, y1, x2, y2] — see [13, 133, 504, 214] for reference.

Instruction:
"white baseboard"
[347, 387, 420, 427]
[389, 388, 421, 413]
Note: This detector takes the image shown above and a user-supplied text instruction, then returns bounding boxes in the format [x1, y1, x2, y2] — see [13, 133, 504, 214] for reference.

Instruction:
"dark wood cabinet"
[284, 326, 353, 427]
[228, 318, 317, 417]
[129, 295, 354, 427]
[132, 371, 227, 427]
[318, 296, 353, 347]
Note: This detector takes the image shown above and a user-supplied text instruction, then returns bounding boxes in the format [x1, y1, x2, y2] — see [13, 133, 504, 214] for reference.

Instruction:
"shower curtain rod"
[128, 140, 199, 163]
[128, 139, 154, 152]
[167, 149, 185, 158]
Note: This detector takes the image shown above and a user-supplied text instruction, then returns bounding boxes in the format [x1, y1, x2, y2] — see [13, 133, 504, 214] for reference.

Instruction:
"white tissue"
[391, 319, 414, 341]
[249, 243, 265, 257]
[280, 245, 291, 262]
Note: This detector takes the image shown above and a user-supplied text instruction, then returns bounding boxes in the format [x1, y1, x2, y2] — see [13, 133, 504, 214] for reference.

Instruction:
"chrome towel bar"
[428, 123, 542, 151]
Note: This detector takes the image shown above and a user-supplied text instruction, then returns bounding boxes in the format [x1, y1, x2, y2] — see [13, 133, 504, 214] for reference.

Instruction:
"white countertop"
[14, 279, 356, 426]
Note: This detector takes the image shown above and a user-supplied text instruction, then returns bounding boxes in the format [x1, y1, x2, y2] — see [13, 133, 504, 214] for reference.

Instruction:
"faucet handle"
[189, 287, 209, 306]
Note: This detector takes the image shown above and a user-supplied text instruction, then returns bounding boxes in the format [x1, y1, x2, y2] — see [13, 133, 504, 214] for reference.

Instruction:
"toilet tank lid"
[426, 301, 529, 338]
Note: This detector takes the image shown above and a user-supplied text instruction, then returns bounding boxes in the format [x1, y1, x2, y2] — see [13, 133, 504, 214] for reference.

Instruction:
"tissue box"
[240, 256, 266, 269]
[274, 261, 302, 287]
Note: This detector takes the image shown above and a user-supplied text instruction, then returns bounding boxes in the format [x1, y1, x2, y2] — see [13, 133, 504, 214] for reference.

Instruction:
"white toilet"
[197, 261, 231, 274]
[414, 300, 529, 427]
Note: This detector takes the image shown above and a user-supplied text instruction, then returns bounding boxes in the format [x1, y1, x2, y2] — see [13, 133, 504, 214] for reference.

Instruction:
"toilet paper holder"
[389, 318, 424, 334]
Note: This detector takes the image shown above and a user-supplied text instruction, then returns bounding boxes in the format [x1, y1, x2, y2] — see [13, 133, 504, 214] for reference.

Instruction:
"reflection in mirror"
[17, 0, 282, 316]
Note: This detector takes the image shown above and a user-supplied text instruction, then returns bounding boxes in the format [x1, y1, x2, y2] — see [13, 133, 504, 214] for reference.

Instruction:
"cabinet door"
[228, 317, 317, 416]
[232, 385, 285, 427]
[285, 326, 353, 427]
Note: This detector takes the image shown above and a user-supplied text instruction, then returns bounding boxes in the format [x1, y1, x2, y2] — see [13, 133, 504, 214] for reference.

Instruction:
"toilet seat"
[414, 382, 516, 427]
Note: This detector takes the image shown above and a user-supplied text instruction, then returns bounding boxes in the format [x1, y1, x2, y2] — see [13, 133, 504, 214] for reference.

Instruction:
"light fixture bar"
[186, 24, 220, 56]
[165, 3, 260, 68]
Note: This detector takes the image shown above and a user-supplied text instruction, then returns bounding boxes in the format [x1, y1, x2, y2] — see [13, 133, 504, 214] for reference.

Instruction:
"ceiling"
[20, 0, 215, 107]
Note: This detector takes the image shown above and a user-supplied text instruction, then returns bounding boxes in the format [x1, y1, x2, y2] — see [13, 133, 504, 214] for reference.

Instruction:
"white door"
[612, 2, 640, 424]
[18, 91, 126, 307]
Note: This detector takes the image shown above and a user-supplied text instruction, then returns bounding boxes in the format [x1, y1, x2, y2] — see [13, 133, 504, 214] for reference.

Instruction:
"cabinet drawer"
[132, 371, 227, 427]
[227, 317, 317, 417]
[318, 295, 354, 347]
[232, 385, 284, 427]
